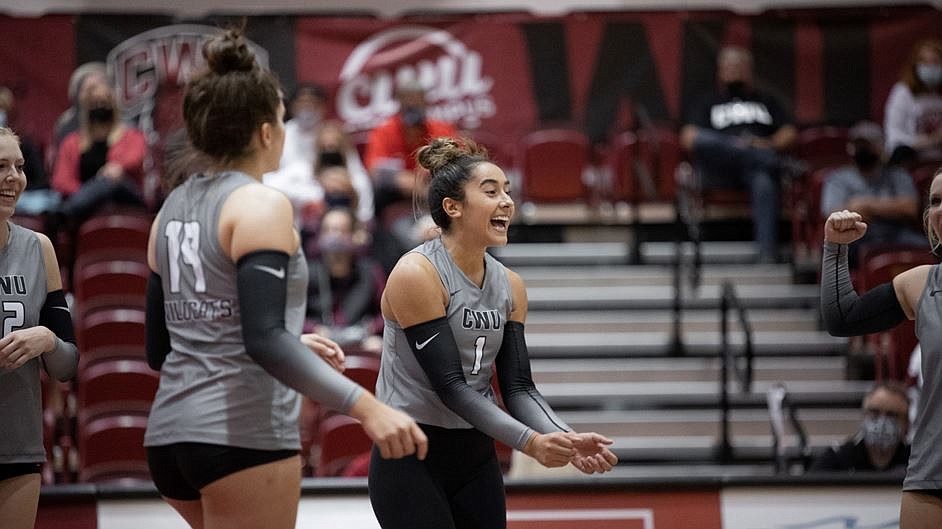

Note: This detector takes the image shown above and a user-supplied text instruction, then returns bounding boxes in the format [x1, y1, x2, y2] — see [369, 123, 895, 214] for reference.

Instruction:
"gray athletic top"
[0, 223, 52, 463]
[376, 237, 512, 429]
[144, 172, 306, 450]
[907, 263, 942, 490]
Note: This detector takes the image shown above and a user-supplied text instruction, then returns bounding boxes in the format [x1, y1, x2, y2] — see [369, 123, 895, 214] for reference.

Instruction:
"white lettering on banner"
[337, 25, 496, 131]
[107, 25, 269, 146]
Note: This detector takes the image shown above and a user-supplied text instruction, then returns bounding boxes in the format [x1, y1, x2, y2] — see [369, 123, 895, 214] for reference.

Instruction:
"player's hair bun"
[416, 137, 488, 174]
[203, 28, 256, 75]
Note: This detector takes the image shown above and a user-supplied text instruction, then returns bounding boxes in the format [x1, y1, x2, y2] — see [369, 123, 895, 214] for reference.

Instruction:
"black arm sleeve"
[405, 317, 534, 451]
[237, 250, 363, 413]
[38, 289, 78, 381]
[820, 242, 907, 337]
[495, 321, 570, 433]
[145, 272, 171, 370]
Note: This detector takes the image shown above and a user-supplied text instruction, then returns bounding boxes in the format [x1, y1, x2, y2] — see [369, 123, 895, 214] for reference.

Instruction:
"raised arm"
[820, 210, 927, 337]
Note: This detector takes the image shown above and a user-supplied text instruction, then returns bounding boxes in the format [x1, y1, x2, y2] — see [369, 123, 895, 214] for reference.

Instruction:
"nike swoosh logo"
[254, 265, 286, 279]
[931, 289, 942, 297]
[52, 306, 71, 312]
[449, 289, 462, 297]
[415, 333, 440, 350]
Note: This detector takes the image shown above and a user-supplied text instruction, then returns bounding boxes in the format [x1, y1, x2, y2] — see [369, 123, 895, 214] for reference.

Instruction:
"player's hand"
[0, 326, 55, 370]
[524, 432, 577, 468]
[824, 210, 868, 245]
[564, 432, 618, 474]
[301, 333, 345, 372]
[350, 394, 428, 460]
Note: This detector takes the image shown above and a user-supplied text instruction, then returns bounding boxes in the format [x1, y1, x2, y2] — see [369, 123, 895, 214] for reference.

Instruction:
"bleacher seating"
[517, 128, 590, 204]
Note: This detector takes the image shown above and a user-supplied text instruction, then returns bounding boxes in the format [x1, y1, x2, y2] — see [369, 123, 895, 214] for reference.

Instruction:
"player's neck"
[441, 233, 486, 287]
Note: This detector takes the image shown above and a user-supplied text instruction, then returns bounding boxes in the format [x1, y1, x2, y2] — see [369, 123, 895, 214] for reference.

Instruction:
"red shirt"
[363, 114, 457, 173]
[51, 127, 148, 196]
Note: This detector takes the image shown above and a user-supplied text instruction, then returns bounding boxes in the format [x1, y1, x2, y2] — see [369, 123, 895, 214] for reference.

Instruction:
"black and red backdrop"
[1, 6, 939, 153]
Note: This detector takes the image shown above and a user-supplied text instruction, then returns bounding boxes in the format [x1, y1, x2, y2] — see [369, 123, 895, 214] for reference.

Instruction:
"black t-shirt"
[687, 89, 792, 139]
[80, 140, 109, 183]
[809, 437, 910, 472]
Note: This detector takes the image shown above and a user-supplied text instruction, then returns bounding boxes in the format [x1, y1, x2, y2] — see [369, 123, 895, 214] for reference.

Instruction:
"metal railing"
[767, 383, 811, 473]
[717, 280, 754, 464]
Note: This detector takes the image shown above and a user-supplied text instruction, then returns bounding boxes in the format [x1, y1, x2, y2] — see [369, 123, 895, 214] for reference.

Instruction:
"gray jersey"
[144, 172, 307, 450]
[908, 264, 942, 490]
[376, 237, 512, 429]
[0, 223, 51, 463]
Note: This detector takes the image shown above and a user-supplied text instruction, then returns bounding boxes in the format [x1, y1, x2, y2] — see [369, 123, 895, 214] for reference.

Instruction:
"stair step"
[526, 283, 820, 311]
[526, 330, 846, 358]
[559, 409, 859, 437]
[531, 357, 846, 383]
[493, 241, 789, 266]
[518, 264, 794, 287]
[526, 308, 820, 333]
[539, 379, 871, 409]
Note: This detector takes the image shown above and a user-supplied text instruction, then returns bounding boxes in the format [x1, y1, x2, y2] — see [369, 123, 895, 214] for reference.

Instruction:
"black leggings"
[368, 424, 505, 529]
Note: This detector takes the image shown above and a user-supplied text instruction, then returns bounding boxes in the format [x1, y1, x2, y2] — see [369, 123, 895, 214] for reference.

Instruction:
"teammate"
[368, 137, 618, 529]
[0, 127, 78, 529]
[143, 29, 426, 529]
[821, 166, 942, 529]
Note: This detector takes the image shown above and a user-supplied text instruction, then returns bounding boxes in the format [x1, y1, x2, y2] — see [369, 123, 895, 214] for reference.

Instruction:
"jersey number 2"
[2, 301, 24, 336]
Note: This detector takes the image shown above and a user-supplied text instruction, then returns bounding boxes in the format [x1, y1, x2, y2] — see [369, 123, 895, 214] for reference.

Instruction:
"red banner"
[507, 489, 723, 529]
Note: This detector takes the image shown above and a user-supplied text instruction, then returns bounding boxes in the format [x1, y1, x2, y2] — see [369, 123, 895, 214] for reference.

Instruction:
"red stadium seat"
[77, 414, 150, 483]
[74, 213, 151, 264]
[607, 130, 641, 203]
[77, 358, 158, 423]
[72, 259, 149, 321]
[343, 355, 380, 394]
[795, 126, 849, 171]
[76, 308, 147, 369]
[517, 128, 590, 204]
[465, 129, 515, 171]
[861, 245, 938, 381]
[11, 214, 47, 235]
[636, 124, 683, 202]
[316, 414, 373, 477]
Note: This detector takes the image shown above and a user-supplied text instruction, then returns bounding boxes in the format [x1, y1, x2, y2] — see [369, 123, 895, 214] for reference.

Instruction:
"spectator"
[266, 120, 374, 228]
[820, 121, 924, 268]
[51, 79, 148, 223]
[51, 62, 108, 149]
[306, 207, 384, 355]
[680, 46, 801, 263]
[885, 38, 942, 167]
[0, 87, 56, 217]
[364, 79, 456, 273]
[280, 83, 327, 169]
[809, 383, 911, 472]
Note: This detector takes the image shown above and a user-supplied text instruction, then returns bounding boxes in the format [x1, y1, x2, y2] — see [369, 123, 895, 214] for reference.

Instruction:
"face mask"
[0, 110, 6, 128]
[318, 232, 356, 254]
[294, 109, 321, 131]
[87, 106, 115, 124]
[725, 80, 748, 98]
[853, 146, 881, 170]
[863, 415, 902, 450]
[916, 64, 942, 88]
[401, 105, 425, 127]
[319, 150, 345, 168]
[324, 193, 354, 210]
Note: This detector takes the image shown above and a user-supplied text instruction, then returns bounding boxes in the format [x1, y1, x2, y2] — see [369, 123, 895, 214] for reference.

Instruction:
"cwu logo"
[107, 25, 269, 147]
[336, 25, 496, 132]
